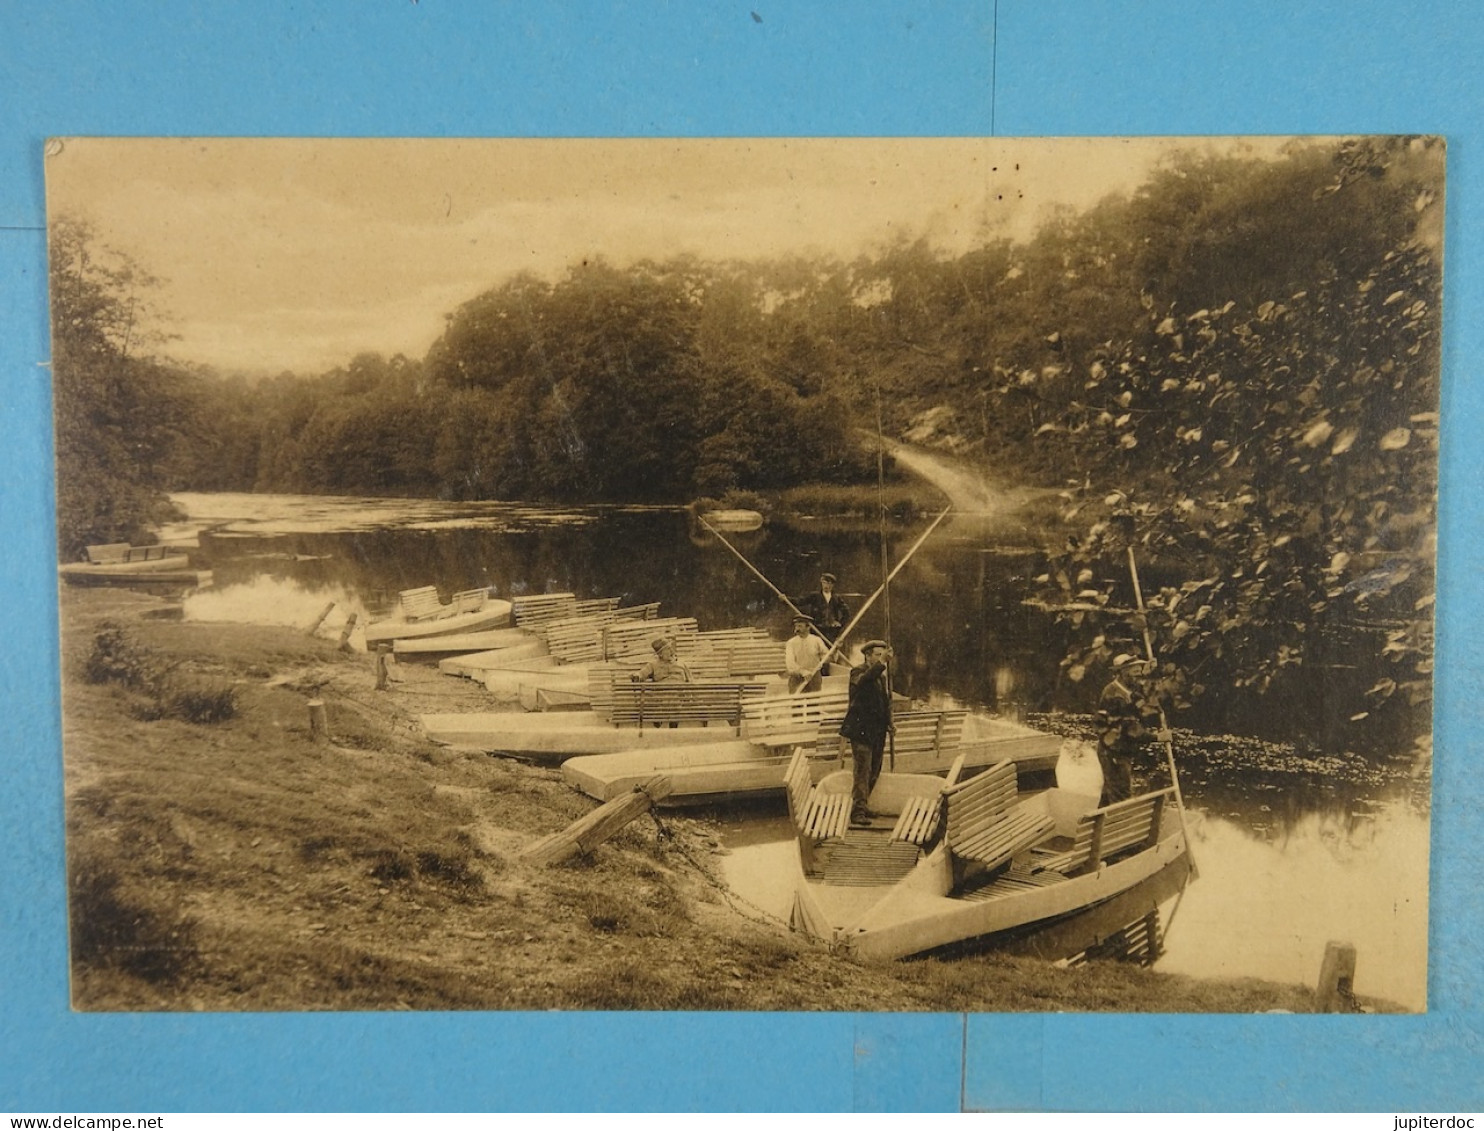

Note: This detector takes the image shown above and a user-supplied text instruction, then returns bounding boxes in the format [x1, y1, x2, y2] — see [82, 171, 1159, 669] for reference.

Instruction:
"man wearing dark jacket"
[839, 639, 894, 826]
[795, 572, 850, 644]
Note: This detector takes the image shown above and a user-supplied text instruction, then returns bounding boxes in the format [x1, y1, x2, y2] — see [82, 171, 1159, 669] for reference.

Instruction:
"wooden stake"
[375, 645, 391, 691]
[306, 601, 336, 636]
[307, 698, 328, 743]
[1316, 940, 1358, 1012]
[337, 612, 359, 652]
[519, 776, 673, 866]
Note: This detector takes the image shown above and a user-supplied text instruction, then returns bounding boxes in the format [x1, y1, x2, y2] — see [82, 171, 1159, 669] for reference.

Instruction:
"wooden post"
[375, 645, 391, 691]
[1316, 941, 1358, 1012]
[306, 601, 336, 636]
[1088, 811, 1107, 870]
[337, 612, 359, 652]
[519, 776, 673, 866]
[307, 699, 328, 743]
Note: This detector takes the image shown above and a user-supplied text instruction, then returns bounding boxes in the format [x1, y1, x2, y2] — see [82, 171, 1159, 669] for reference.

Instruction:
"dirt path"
[883, 439, 1055, 528]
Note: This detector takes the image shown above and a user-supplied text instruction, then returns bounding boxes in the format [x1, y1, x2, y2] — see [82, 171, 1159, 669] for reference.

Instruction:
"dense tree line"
[52, 137, 1441, 738]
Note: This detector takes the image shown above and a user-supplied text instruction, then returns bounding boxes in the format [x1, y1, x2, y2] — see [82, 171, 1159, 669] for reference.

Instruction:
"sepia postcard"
[46, 136, 1440, 1013]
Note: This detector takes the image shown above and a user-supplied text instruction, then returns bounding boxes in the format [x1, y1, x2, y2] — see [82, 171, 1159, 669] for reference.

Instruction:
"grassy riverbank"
[60, 587, 1377, 1013]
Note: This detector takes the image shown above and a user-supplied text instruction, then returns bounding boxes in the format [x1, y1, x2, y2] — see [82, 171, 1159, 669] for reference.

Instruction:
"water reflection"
[1158, 802, 1428, 1010]
[183, 575, 370, 637]
[165, 492, 1431, 1009]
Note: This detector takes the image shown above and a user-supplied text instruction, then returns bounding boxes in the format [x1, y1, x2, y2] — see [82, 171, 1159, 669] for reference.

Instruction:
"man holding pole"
[1095, 653, 1169, 805]
[840, 639, 895, 826]
[785, 614, 832, 694]
[796, 572, 850, 645]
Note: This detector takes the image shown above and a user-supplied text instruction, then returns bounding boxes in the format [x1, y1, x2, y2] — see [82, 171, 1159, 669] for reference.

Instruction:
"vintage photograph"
[46, 136, 1439, 1013]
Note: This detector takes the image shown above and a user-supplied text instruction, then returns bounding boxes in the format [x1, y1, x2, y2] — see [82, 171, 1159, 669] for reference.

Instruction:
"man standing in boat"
[840, 639, 895, 827]
[784, 613, 832, 694]
[632, 638, 691, 683]
[795, 572, 850, 645]
[1095, 653, 1166, 805]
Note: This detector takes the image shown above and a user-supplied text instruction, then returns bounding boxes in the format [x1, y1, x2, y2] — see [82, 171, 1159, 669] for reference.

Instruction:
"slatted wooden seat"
[85, 542, 134, 564]
[601, 617, 699, 660]
[607, 680, 769, 728]
[544, 617, 611, 665]
[451, 587, 489, 613]
[1030, 788, 1172, 875]
[784, 748, 851, 843]
[941, 759, 1056, 877]
[398, 586, 445, 621]
[573, 596, 622, 618]
[586, 659, 732, 719]
[742, 688, 851, 746]
[890, 794, 944, 846]
[944, 759, 1017, 842]
[715, 638, 787, 676]
[511, 593, 579, 628]
[952, 805, 1056, 873]
[803, 709, 967, 763]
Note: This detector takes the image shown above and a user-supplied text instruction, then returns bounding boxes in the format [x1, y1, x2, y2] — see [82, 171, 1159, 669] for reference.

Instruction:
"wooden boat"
[561, 704, 1062, 807]
[60, 543, 208, 588]
[419, 710, 747, 759]
[700, 509, 764, 532]
[364, 585, 513, 646]
[392, 627, 533, 659]
[787, 751, 1189, 961]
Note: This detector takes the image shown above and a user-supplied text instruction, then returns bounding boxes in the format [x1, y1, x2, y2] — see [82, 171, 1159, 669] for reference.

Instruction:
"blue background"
[1, 1, 1479, 1112]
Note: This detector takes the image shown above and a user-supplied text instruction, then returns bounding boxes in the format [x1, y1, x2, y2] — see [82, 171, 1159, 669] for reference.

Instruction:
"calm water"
[164, 491, 1431, 1009]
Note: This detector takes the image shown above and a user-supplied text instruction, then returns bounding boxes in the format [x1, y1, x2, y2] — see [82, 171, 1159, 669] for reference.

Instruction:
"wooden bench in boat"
[601, 617, 699, 660]
[607, 679, 769, 728]
[888, 751, 967, 846]
[741, 688, 850, 747]
[586, 658, 731, 718]
[452, 587, 489, 613]
[399, 585, 488, 621]
[542, 603, 662, 664]
[511, 593, 579, 628]
[85, 543, 182, 565]
[785, 748, 851, 845]
[700, 632, 786, 676]
[803, 709, 967, 765]
[1029, 787, 1173, 876]
[944, 760, 1056, 878]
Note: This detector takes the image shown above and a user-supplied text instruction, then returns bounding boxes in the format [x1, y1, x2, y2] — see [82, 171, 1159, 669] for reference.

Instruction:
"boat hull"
[561, 717, 1061, 807]
[420, 711, 740, 761]
[363, 600, 513, 645]
[392, 627, 532, 657]
[795, 816, 1190, 962]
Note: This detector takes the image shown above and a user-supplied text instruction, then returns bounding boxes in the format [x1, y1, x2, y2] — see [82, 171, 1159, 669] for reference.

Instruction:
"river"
[159, 490, 1431, 1010]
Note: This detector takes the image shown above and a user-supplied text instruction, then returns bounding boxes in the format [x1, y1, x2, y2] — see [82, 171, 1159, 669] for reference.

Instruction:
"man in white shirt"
[784, 613, 831, 694]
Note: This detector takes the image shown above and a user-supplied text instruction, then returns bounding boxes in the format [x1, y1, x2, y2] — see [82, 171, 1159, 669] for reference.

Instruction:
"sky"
[45, 136, 1301, 374]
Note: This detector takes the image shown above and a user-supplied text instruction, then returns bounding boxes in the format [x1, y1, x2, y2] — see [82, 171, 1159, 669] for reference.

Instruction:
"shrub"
[69, 861, 200, 985]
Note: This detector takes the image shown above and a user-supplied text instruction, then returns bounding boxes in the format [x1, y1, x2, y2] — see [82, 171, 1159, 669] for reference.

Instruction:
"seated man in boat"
[1095, 653, 1168, 805]
[784, 613, 832, 694]
[795, 572, 850, 645]
[839, 639, 895, 826]
[631, 637, 692, 683]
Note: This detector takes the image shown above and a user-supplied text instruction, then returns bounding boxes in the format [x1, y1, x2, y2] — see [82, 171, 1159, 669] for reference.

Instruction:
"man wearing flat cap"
[785, 613, 831, 694]
[795, 572, 850, 645]
[839, 639, 895, 826]
[632, 637, 691, 683]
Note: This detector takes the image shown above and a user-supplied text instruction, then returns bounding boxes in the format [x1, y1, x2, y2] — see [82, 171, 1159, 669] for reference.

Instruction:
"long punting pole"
[1126, 545, 1197, 875]
[797, 505, 953, 690]
[875, 384, 895, 768]
[696, 515, 833, 647]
